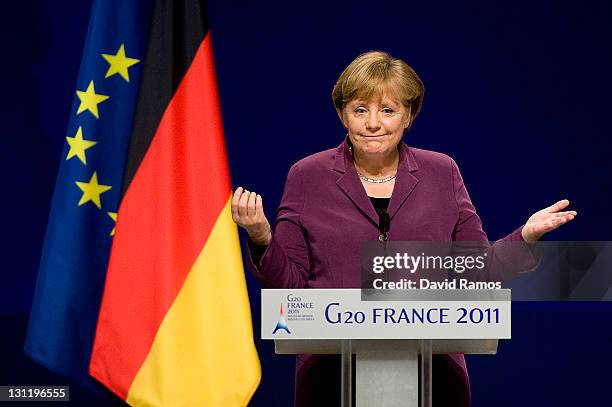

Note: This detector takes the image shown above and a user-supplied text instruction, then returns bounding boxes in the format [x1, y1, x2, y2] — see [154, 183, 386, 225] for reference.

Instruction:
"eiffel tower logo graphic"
[273, 303, 291, 334]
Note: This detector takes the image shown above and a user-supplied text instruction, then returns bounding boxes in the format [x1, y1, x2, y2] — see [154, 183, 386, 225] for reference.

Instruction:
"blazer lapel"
[387, 143, 419, 219]
[334, 142, 380, 226]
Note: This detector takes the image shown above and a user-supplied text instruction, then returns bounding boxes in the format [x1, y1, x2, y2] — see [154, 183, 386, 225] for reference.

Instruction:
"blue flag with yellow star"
[24, 0, 153, 390]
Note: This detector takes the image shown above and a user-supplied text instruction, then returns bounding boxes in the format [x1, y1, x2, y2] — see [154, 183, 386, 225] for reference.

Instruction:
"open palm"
[521, 199, 577, 242]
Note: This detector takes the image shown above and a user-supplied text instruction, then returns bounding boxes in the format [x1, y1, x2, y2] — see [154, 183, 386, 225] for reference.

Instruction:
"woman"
[232, 51, 576, 406]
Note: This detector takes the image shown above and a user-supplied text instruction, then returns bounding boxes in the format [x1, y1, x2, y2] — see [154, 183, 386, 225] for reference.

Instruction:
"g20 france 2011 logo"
[273, 303, 290, 334]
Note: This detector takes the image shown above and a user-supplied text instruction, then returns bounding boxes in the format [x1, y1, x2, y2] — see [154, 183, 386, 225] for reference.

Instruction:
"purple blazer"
[248, 140, 534, 407]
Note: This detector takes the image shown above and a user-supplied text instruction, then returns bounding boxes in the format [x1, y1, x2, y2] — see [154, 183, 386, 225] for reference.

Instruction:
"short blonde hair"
[332, 51, 425, 127]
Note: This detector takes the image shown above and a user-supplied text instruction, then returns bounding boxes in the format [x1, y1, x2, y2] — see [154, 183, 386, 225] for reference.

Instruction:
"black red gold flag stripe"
[89, 1, 261, 405]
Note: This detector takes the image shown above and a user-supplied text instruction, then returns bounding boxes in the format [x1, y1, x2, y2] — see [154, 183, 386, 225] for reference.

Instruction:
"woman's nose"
[365, 112, 381, 131]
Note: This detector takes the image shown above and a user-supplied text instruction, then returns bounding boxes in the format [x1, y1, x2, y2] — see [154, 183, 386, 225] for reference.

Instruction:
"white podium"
[262, 289, 511, 407]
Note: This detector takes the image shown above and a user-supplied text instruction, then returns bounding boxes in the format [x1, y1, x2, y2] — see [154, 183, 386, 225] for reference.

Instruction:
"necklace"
[348, 144, 398, 183]
[356, 171, 396, 183]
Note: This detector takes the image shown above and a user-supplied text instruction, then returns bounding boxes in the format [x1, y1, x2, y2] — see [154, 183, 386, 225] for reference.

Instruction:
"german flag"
[88, 0, 261, 405]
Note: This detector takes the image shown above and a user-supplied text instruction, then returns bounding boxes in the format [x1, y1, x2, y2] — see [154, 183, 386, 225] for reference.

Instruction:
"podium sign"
[262, 289, 511, 407]
[262, 289, 511, 340]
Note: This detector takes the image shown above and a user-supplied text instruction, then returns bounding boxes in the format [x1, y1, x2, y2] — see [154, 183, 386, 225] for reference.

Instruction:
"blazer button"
[378, 234, 388, 242]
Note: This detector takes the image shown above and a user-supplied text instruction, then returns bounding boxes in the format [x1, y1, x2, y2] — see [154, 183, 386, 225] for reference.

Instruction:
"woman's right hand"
[231, 187, 272, 246]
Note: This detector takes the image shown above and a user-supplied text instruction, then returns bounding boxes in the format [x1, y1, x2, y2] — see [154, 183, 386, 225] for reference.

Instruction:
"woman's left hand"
[521, 199, 577, 242]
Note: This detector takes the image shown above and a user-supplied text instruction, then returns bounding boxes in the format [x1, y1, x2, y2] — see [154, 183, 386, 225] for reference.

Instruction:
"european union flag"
[24, 0, 153, 389]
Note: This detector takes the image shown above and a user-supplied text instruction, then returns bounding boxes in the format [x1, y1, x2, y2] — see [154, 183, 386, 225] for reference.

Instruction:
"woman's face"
[343, 95, 411, 158]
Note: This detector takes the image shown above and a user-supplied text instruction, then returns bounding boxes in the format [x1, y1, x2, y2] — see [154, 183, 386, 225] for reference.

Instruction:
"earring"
[346, 133, 353, 153]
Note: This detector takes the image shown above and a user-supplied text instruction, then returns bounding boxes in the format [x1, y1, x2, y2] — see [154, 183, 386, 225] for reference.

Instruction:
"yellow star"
[75, 172, 112, 209]
[76, 81, 109, 119]
[107, 211, 117, 236]
[102, 44, 140, 82]
[66, 126, 97, 165]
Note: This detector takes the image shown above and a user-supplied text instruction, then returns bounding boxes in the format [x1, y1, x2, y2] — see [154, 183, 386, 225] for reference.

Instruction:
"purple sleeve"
[245, 163, 310, 288]
[450, 158, 538, 283]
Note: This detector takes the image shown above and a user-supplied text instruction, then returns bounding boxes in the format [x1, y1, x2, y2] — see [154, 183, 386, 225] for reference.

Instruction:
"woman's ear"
[403, 106, 412, 129]
[339, 109, 349, 129]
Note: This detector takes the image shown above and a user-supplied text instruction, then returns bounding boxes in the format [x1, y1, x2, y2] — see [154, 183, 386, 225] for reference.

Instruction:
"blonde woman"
[233, 51, 576, 407]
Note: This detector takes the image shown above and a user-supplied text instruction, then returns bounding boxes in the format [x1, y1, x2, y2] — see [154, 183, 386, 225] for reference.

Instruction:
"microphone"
[378, 211, 390, 284]
[378, 211, 390, 242]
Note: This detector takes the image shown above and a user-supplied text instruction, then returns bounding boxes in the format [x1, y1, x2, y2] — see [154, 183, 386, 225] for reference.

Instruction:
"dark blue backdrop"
[1, 0, 610, 405]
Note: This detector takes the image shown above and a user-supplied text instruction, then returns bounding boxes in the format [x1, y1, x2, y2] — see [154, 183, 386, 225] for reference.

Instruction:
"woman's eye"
[382, 108, 395, 115]
[354, 107, 367, 114]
